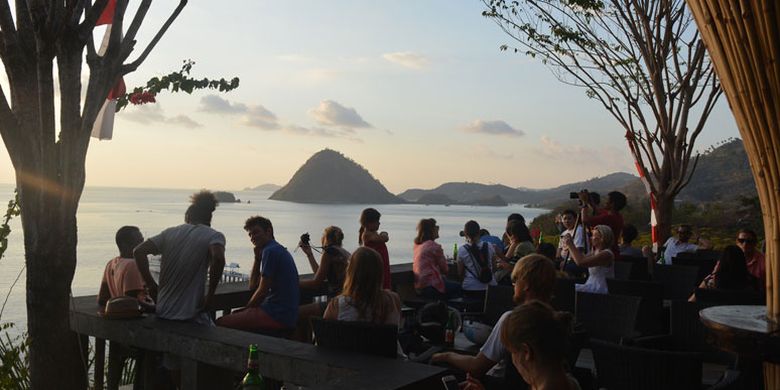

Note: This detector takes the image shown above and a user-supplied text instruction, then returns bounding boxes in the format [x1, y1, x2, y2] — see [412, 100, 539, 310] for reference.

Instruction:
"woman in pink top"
[413, 218, 462, 300]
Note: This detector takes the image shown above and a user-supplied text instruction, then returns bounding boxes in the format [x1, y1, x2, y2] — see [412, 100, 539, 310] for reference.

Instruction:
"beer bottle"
[453, 243, 458, 261]
[242, 344, 266, 390]
[444, 312, 455, 347]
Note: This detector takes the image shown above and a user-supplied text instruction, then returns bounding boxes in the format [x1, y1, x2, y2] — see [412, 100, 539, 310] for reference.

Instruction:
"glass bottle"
[242, 344, 266, 390]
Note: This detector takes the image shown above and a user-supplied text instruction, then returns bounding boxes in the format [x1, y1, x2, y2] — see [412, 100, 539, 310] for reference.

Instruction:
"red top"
[586, 212, 624, 258]
[746, 251, 766, 291]
[365, 241, 391, 290]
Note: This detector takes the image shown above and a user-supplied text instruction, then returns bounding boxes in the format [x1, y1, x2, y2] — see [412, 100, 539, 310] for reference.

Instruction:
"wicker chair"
[552, 277, 576, 313]
[481, 284, 515, 327]
[311, 317, 398, 358]
[620, 255, 651, 281]
[591, 339, 703, 390]
[672, 252, 719, 284]
[575, 292, 641, 343]
[652, 264, 700, 300]
[613, 260, 633, 280]
[694, 288, 765, 305]
[606, 278, 666, 336]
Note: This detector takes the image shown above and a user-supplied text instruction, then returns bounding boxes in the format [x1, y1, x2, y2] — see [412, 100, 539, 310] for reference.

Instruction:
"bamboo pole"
[686, 1, 780, 387]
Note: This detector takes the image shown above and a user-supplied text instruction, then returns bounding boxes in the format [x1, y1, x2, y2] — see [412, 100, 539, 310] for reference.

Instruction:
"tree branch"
[123, 0, 187, 74]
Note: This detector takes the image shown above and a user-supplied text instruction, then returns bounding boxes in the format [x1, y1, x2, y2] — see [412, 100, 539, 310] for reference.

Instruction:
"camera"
[300, 232, 310, 246]
[569, 192, 579, 199]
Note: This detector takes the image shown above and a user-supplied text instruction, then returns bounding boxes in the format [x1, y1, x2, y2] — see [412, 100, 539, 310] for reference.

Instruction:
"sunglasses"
[737, 238, 757, 244]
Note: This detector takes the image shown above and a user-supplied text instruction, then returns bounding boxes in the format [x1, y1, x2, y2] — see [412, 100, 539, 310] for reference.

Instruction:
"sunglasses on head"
[737, 238, 757, 244]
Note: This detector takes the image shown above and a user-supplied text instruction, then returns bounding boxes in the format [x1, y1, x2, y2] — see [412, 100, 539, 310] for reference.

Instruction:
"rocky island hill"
[270, 149, 404, 204]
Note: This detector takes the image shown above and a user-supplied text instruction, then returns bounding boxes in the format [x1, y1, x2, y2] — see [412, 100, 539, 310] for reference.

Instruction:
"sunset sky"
[0, 1, 741, 193]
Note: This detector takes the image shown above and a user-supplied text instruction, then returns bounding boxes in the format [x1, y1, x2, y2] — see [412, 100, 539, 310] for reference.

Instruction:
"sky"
[0, 1, 741, 194]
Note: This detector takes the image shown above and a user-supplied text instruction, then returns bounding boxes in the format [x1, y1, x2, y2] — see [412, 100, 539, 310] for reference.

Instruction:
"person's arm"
[363, 230, 389, 244]
[97, 280, 111, 307]
[434, 245, 448, 274]
[204, 243, 226, 310]
[302, 244, 319, 273]
[457, 258, 465, 279]
[300, 253, 330, 290]
[249, 249, 261, 292]
[323, 297, 339, 320]
[247, 275, 272, 308]
[565, 237, 612, 267]
[133, 240, 160, 301]
[429, 352, 496, 377]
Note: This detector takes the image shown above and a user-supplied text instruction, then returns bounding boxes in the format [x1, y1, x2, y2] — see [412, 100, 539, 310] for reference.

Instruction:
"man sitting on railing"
[217, 216, 300, 334]
[98, 225, 154, 310]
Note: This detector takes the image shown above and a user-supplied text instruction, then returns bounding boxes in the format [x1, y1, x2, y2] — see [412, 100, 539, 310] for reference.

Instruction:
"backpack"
[465, 243, 493, 283]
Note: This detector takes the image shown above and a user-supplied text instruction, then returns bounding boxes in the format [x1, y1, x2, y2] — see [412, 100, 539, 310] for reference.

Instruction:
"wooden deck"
[69, 263, 444, 389]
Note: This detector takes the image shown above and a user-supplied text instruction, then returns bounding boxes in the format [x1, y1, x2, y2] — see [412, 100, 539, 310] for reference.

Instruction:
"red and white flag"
[91, 0, 122, 141]
[625, 130, 659, 251]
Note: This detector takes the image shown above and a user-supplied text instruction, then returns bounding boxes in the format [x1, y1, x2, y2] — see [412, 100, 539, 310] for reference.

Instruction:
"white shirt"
[458, 241, 497, 291]
[480, 310, 510, 362]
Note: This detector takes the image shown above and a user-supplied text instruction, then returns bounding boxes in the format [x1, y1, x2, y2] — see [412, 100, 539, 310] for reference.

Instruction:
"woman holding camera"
[562, 224, 615, 294]
[299, 226, 350, 296]
[413, 218, 462, 300]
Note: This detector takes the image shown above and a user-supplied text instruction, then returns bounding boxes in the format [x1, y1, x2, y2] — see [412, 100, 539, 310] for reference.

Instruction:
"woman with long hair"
[462, 301, 578, 390]
[324, 247, 401, 325]
[413, 218, 461, 299]
[299, 226, 350, 296]
[690, 245, 759, 301]
[359, 208, 391, 289]
[562, 224, 615, 294]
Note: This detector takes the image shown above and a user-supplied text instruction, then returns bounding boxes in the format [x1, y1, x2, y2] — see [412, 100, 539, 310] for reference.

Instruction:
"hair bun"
[190, 190, 218, 212]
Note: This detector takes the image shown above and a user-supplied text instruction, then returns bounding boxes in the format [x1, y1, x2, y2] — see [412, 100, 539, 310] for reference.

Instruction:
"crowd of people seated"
[95, 188, 767, 389]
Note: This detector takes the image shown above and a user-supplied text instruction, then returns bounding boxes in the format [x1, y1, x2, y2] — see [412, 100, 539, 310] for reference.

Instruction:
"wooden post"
[685, 1, 780, 387]
[95, 338, 105, 390]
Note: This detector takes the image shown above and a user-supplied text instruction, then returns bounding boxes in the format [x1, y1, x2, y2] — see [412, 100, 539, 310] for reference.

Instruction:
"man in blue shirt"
[217, 216, 299, 332]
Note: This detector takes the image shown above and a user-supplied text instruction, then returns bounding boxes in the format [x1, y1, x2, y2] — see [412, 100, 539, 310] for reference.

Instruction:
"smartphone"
[441, 375, 459, 390]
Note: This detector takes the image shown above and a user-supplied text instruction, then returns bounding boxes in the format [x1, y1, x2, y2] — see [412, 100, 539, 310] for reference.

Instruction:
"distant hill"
[214, 191, 239, 203]
[270, 149, 403, 204]
[244, 183, 281, 191]
[398, 172, 638, 206]
[617, 139, 756, 203]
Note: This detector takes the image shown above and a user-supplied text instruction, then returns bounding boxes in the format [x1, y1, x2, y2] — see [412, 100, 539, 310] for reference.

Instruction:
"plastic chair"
[575, 292, 641, 343]
[606, 278, 665, 336]
[591, 339, 703, 390]
[652, 264, 700, 300]
[310, 317, 398, 358]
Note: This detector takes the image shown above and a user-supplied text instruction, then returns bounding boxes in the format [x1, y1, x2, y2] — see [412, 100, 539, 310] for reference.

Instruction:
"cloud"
[462, 120, 524, 137]
[308, 100, 372, 128]
[241, 105, 280, 130]
[534, 135, 633, 170]
[382, 52, 429, 69]
[199, 95, 248, 114]
[468, 145, 514, 160]
[120, 104, 202, 128]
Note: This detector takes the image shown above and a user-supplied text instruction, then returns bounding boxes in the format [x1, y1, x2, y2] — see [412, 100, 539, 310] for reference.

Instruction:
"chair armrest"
[629, 334, 675, 350]
[706, 369, 739, 390]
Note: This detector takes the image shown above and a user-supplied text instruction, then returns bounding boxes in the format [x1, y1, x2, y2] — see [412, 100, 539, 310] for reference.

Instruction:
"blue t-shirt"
[258, 240, 299, 328]
[480, 235, 505, 254]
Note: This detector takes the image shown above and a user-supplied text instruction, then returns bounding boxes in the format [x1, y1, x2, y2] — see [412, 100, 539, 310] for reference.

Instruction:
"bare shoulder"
[384, 290, 401, 308]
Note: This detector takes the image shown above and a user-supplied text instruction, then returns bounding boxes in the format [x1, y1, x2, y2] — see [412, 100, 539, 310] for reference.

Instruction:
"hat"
[459, 220, 480, 237]
[101, 297, 142, 320]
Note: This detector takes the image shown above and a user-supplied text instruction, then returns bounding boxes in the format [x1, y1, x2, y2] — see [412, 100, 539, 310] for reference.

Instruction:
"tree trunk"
[654, 192, 674, 249]
[19, 169, 88, 389]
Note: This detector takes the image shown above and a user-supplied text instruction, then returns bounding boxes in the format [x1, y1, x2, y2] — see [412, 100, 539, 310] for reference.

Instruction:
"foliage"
[0, 323, 29, 390]
[115, 59, 240, 111]
[482, 0, 723, 243]
[0, 191, 20, 262]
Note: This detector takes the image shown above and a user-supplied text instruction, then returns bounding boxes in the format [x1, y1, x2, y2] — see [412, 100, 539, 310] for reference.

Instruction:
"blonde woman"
[562, 224, 615, 294]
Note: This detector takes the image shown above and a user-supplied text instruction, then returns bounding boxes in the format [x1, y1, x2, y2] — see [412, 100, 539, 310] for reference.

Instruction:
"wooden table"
[700, 305, 780, 390]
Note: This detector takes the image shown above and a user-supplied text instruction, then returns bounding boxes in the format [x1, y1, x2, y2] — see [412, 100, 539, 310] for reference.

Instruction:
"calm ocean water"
[0, 183, 546, 331]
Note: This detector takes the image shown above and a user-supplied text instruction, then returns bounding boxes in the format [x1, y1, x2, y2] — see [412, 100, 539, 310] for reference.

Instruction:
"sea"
[0, 183, 547, 334]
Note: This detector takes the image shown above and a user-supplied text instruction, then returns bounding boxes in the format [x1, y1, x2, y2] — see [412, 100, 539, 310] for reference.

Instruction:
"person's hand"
[301, 243, 313, 256]
[498, 260, 513, 270]
[380, 231, 389, 242]
[641, 245, 652, 258]
[561, 233, 573, 247]
[578, 190, 590, 204]
[147, 282, 159, 302]
[460, 374, 486, 390]
[430, 352, 450, 364]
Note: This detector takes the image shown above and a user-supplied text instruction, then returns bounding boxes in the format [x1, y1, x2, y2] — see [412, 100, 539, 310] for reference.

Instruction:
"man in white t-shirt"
[431, 254, 557, 380]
